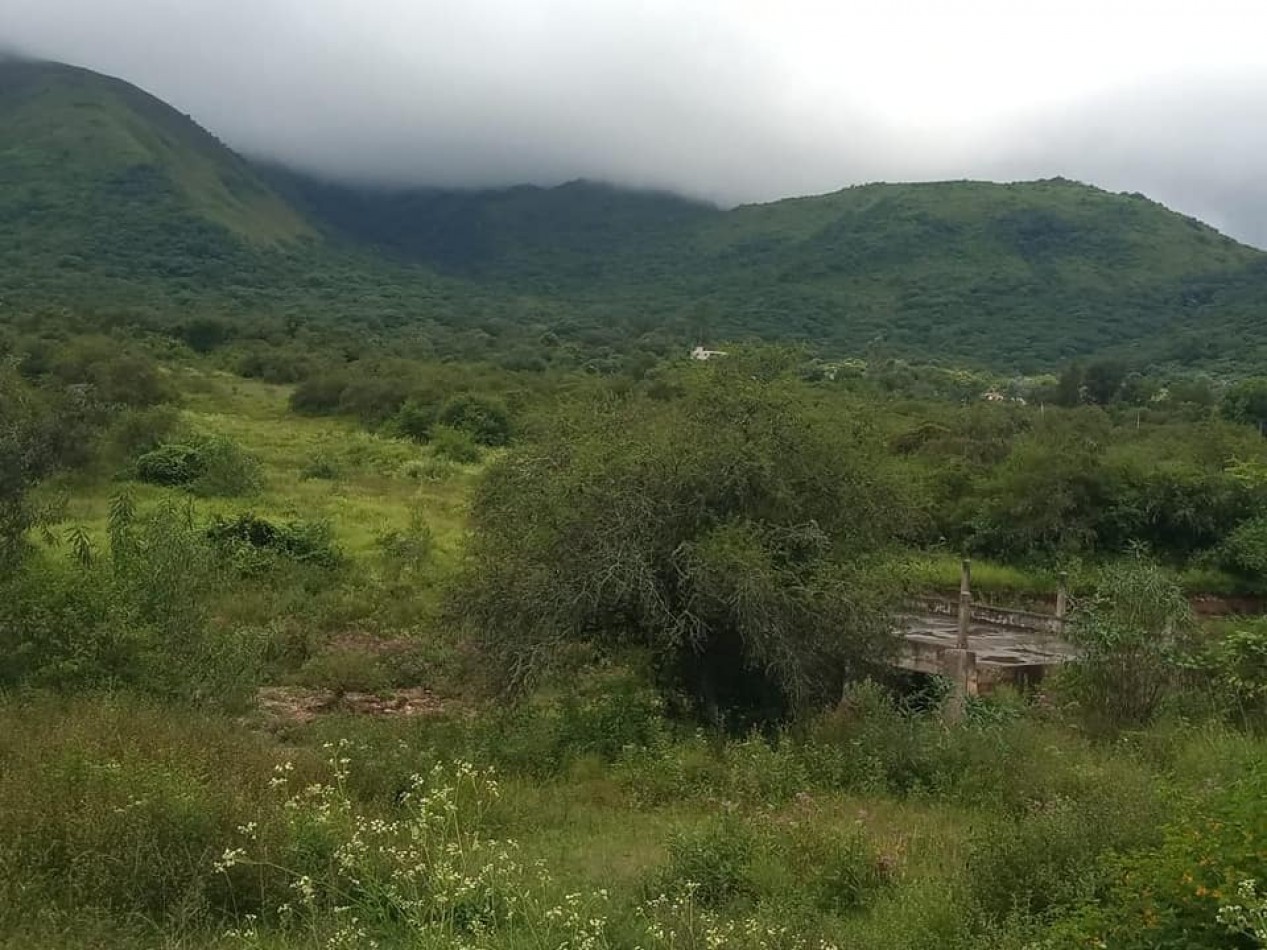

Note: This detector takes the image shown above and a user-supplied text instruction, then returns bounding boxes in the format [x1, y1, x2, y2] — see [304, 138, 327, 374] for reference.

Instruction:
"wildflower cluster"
[216, 742, 616, 949]
[216, 743, 849, 949]
[639, 883, 840, 950]
[1218, 879, 1267, 946]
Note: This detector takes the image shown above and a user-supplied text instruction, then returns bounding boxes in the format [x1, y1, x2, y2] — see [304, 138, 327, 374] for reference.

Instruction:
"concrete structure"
[896, 561, 1075, 719]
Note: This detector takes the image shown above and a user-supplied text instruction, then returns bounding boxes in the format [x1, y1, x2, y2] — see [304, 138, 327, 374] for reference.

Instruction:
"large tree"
[450, 358, 915, 723]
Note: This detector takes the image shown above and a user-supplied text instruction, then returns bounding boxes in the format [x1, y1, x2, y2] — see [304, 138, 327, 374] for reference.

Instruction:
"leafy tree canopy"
[450, 353, 916, 724]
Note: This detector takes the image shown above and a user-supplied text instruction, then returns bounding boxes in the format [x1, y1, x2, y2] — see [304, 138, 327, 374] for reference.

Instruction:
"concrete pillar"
[1055, 571, 1069, 631]
[943, 648, 977, 723]
[957, 559, 972, 651]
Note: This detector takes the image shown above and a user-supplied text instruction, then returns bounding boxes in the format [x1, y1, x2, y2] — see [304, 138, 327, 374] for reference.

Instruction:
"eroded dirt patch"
[257, 685, 446, 726]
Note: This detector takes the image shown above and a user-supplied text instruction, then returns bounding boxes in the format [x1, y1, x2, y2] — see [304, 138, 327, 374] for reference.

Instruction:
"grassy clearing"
[907, 552, 1248, 603]
[44, 372, 479, 563]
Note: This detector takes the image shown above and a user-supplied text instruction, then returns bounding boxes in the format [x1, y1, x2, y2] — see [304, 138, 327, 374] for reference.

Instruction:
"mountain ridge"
[3, 58, 1267, 372]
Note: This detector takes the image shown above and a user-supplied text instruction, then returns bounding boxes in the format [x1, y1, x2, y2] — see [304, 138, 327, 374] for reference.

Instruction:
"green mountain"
[281, 173, 1267, 369]
[5, 58, 1267, 372]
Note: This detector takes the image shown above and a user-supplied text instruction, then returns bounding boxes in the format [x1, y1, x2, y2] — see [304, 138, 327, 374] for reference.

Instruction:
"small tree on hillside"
[449, 358, 913, 725]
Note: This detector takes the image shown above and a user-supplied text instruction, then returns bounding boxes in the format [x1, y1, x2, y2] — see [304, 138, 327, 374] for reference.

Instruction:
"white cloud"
[5, 0, 1267, 244]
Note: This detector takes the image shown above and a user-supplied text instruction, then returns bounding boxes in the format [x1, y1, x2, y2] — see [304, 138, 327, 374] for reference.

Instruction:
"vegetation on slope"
[6, 59, 1267, 372]
[279, 172, 1267, 370]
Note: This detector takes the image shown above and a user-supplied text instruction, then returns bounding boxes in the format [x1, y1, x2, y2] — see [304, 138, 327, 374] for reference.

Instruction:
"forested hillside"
[5, 57, 1267, 372]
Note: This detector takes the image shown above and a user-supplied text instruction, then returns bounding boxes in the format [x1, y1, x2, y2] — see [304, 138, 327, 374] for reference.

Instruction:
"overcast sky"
[6, 0, 1267, 245]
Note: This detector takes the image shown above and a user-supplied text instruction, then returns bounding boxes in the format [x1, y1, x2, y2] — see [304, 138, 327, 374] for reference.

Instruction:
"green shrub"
[393, 397, 438, 442]
[135, 437, 262, 497]
[453, 370, 909, 724]
[1204, 621, 1267, 727]
[289, 373, 349, 416]
[135, 442, 205, 486]
[0, 499, 263, 704]
[188, 436, 263, 497]
[966, 797, 1113, 922]
[1219, 516, 1267, 586]
[1039, 761, 1267, 949]
[101, 404, 183, 466]
[1060, 557, 1195, 732]
[656, 816, 756, 907]
[206, 513, 344, 573]
[429, 424, 482, 463]
[436, 393, 513, 446]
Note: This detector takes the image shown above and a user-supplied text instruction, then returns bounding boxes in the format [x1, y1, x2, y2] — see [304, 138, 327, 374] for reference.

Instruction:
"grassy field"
[46, 371, 477, 559]
[3, 371, 1266, 950]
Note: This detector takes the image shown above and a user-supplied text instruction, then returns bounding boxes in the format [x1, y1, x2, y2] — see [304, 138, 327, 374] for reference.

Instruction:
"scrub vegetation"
[4, 54, 1267, 950]
[3, 337, 1267, 950]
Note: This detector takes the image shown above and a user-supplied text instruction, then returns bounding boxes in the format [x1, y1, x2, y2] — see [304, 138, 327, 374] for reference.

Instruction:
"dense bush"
[47, 335, 174, 408]
[1219, 515, 1267, 586]
[1041, 758, 1267, 949]
[206, 513, 344, 573]
[1060, 558, 1196, 731]
[187, 435, 263, 497]
[0, 498, 262, 702]
[1202, 621, 1267, 727]
[429, 423, 482, 463]
[135, 437, 262, 496]
[288, 372, 349, 416]
[656, 816, 757, 907]
[453, 359, 913, 723]
[436, 393, 513, 446]
[135, 442, 205, 486]
[0, 367, 117, 570]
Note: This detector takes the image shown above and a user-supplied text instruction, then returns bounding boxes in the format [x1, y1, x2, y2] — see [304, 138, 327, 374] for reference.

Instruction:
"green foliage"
[436, 393, 513, 446]
[45, 335, 175, 407]
[965, 791, 1158, 923]
[1040, 759, 1267, 949]
[99, 404, 183, 468]
[289, 373, 350, 416]
[1203, 621, 1267, 727]
[657, 816, 757, 907]
[0, 365, 120, 569]
[453, 365, 911, 722]
[187, 435, 264, 497]
[135, 436, 262, 496]
[206, 512, 344, 573]
[428, 423, 482, 464]
[1222, 377, 1267, 431]
[1220, 515, 1267, 584]
[393, 396, 438, 441]
[135, 442, 205, 486]
[0, 497, 263, 703]
[1060, 558, 1195, 731]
